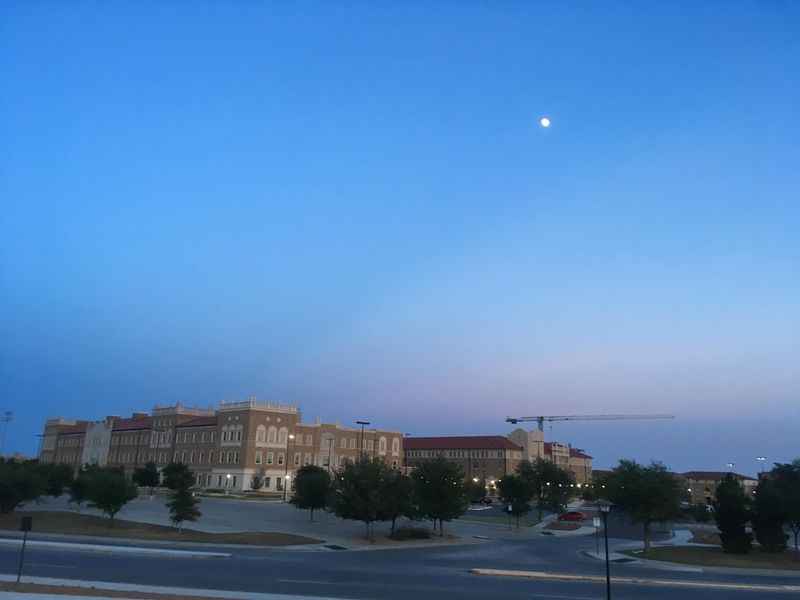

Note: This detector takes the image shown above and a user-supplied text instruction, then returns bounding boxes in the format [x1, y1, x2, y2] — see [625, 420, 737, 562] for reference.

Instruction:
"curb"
[0, 538, 230, 558]
[0, 574, 343, 600]
[469, 568, 800, 593]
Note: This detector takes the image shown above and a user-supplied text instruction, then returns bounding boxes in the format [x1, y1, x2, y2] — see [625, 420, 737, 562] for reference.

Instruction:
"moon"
[539, 116, 551, 128]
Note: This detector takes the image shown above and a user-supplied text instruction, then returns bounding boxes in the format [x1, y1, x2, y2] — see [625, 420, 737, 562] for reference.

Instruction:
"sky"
[1, 2, 798, 475]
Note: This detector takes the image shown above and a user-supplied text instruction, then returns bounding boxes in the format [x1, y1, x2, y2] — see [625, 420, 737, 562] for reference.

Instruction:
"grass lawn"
[460, 513, 540, 527]
[624, 546, 800, 571]
[0, 511, 321, 546]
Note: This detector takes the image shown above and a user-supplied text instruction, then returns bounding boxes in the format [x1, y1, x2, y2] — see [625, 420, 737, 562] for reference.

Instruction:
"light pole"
[283, 433, 295, 502]
[756, 456, 767, 476]
[726, 462, 735, 473]
[356, 421, 370, 459]
[599, 502, 612, 600]
[1, 411, 13, 457]
[225, 473, 231, 494]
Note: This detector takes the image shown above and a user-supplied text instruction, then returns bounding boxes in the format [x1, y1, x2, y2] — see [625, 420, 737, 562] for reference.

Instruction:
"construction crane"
[505, 414, 674, 432]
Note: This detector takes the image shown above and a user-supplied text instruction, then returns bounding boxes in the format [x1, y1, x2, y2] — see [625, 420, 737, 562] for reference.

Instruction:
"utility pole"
[0, 411, 13, 457]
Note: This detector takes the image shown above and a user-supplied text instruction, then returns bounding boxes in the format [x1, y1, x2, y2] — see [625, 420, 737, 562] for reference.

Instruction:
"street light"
[356, 421, 370, 459]
[756, 456, 767, 475]
[599, 501, 613, 600]
[726, 462, 735, 472]
[283, 434, 295, 502]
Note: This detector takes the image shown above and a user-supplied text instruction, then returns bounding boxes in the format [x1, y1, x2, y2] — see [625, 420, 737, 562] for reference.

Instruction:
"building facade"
[404, 436, 524, 492]
[40, 399, 404, 493]
[507, 428, 593, 483]
[682, 471, 758, 505]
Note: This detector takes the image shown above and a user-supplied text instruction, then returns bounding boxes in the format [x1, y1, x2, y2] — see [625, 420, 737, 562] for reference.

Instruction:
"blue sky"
[2, 2, 798, 473]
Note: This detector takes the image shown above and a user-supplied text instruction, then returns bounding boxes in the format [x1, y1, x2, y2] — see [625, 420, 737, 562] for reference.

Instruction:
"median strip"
[469, 568, 800, 593]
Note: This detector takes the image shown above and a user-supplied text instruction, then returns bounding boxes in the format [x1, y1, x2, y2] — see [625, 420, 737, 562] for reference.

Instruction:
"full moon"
[539, 116, 551, 128]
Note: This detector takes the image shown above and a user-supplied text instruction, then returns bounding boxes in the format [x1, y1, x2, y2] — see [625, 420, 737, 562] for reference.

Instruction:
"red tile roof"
[404, 436, 522, 451]
[177, 416, 218, 428]
[682, 471, 757, 482]
[112, 416, 152, 431]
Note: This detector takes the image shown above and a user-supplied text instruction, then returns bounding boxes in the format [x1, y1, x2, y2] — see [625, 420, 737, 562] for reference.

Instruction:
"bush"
[389, 526, 432, 541]
[714, 473, 752, 554]
[0, 460, 45, 513]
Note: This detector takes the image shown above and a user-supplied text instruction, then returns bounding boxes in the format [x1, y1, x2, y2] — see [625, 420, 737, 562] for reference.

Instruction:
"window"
[379, 437, 387, 453]
[340, 438, 347, 449]
[256, 426, 266, 443]
[233, 451, 239, 464]
[210, 432, 216, 442]
[278, 427, 287, 445]
[264, 477, 271, 489]
[277, 453, 284, 465]
[267, 452, 274, 465]
[294, 453, 301, 466]
[181, 451, 186, 463]
[255, 451, 262, 464]
[236, 429, 242, 442]
[199, 452, 204, 464]
[189, 451, 194, 464]
[232, 476, 237, 488]
[304, 453, 311, 465]
[268, 426, 277, 443]
[305, 434, 312, 446]
[226, 451, 232, 464]
[350, 438, 356, 449]
[392, 460, 398, 469]
[392, 438, 400, 455]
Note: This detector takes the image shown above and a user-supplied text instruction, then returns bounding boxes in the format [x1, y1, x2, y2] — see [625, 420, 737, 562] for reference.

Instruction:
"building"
[39, 398, 404, 493]
[404, 436, 523, 492]
[507, 428, 593, 483]
[682, 471, 758, 505]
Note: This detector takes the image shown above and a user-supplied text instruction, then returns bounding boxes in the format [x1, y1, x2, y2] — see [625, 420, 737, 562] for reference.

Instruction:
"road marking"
[470, 569, 800, 593]
[277, 579, 335, 585]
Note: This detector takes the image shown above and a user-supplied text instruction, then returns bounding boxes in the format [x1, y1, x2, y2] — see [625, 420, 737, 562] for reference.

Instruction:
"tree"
[161, 462, 194, 491]
[39, 463, 74, 497]
[772, 461, 800, 555]
[330, 457, 388, 540]
[497, 474, 532, 528]
[378, 470, 416, 535]
[517, 459, 574, 520]
[167, 487, 201, 530]
[713, 473, 752, 554]
[69, 466, 96, 512]
[86, 468, 138, 524]
[605, 460, 683, 551]
[753, 476, 788, 553]
[133, 462, 160, 494]
[291, 465, 331, 522]
[412, 457, 468, 537]
[464, 478, 486, 503]
[0, 460, 44, 513]
[250, 474, 264, 491]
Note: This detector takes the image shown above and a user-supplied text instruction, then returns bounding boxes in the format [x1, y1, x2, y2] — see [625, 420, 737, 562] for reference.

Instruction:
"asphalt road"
[1, 531, 798, 600]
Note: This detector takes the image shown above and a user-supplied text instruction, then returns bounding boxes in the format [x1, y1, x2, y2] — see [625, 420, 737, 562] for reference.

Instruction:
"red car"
[557, 511, 587, 522]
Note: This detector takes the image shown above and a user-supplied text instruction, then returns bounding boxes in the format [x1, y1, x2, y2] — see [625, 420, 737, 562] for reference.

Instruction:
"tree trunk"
[391, 516, 397, 535]
[643, 521, 651, 552]
[440, 520, 444, 537]
[309, 508, 314, 522]
[794, 530, 799, 557]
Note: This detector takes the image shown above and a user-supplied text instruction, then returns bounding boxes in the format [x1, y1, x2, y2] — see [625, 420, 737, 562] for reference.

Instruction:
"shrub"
[389, 526, 431, 541]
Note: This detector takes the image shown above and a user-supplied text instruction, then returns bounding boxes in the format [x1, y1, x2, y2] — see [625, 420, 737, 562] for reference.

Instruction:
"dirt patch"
[0, 511, 320, 546]
[0, 581, 233, 599]
[625, 546, 800, 570]
[545, 521, 581, 531]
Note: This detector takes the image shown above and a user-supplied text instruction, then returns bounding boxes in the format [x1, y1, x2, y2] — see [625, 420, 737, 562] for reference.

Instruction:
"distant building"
[39, 399, 403, 493]
[682, 471, 758, 505]
[507, 428, 593, 483]
[404, 436, 523, 492]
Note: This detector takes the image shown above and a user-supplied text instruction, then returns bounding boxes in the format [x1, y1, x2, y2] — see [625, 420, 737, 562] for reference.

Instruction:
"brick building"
[39, 399, 404, 493]
[404, 436, 523, 493]
[682, 471, 758, 505]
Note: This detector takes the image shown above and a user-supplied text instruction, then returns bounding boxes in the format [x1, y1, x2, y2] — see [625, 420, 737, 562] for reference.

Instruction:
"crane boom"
[505, 414, 674, 431]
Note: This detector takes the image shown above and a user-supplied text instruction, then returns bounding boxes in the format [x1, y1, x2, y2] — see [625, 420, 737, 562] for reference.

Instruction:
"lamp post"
[726, 462, 735, 473]
[756, 456, 767, 476]
[356, 421, 370, 459]
[599, 501, 612, 600]
[225, 473, 231, 495]
[283, 433, 295, 502]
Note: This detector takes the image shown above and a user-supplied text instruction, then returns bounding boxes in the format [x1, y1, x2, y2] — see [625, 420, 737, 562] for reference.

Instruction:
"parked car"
[558, 511, 586, 522]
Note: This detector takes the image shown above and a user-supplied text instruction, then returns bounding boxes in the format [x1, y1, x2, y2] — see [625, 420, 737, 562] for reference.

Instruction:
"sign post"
[17, 516, 32, 584]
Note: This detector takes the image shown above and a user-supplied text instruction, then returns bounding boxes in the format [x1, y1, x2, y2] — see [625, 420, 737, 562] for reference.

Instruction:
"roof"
[177, 416, 218, 428]
[682, 471, 757, 482]
[112, 416, 152, 432]
[569, 448, 593, 460]
[59, 422, 88, 435]
[404, 436, 522, 451]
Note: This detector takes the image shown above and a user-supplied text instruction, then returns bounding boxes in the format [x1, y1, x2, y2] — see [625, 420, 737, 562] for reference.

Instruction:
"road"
[2, 530, 798, 599]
